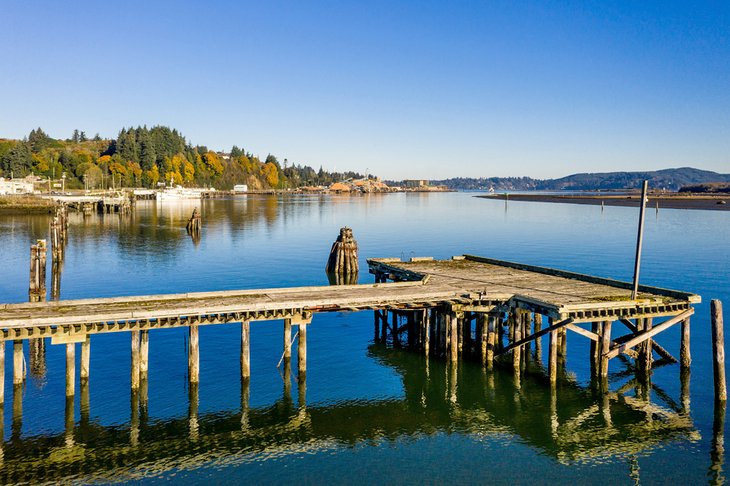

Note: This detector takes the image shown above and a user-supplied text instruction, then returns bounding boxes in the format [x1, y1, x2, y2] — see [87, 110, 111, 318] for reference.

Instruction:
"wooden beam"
[565, 323, 598, 341]
[618, 318, 677, 363]
[605, 309, 694, 360]
[496, 318, 573, 356]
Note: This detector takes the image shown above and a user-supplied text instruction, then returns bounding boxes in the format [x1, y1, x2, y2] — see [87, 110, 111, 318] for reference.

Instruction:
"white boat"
[156, 185, 204, 200]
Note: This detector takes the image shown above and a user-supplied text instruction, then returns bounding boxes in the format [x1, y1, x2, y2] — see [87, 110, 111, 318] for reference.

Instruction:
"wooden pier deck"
[0, 254, 700, 402]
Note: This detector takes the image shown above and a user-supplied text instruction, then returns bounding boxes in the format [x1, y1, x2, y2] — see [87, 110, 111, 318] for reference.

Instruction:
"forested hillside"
[0, 127, 364, 190]
[434, 168, 730, 192]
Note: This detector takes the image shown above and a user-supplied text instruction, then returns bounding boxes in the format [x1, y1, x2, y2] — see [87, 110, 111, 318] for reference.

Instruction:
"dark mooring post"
[631, 180, 649, 300]
[28, 239, 47, 302]
[325, 227, 359, 277]
[712, 300, 726, 402]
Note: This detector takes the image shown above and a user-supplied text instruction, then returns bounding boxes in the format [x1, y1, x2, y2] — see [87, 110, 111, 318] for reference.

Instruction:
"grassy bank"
[0, 195, 55, 214]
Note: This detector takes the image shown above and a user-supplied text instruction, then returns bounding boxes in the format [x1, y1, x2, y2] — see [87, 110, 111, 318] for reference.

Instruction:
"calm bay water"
[0, 192, 728, 484]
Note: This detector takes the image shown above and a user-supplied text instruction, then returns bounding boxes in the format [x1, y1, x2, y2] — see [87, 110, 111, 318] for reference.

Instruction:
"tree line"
[0, 126, 366, 190]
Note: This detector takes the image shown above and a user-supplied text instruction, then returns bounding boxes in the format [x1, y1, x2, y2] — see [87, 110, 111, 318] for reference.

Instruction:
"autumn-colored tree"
[203, 151, 223, 176]
[262, 161, 279, 187]
[183, 160, 195, 183]
[143, 164, 160, 188]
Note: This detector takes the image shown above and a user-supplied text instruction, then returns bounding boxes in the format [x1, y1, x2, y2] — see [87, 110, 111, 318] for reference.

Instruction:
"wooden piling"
[298, 321, 308, 376]
[80, 335, 90, 381]
[284, 318, 292, 358]
[131, 331, 140, 390]
[373, 311, 380, 342]
[534, 313, 543, 357]
[711, 300, 726, 402]
[188, 325, 199, 384]
[13, 340, 23, 385]
[447, 313, 457, 362]
[140, 330, 149, 379]
[28, 240, 47, 302]
[380, 309, 388, 343]
[325, 227, 359, 276]
[66, 343, 75, 397]
[548, 324, 558, 385]
[599, 320, 612, 380]
[681, 316, 691, 368]
[186, 207, 202, 234]
[0, 342, 4, 404]
[241, 321, 250, 378]
[642, 318, 653, 376]
[479, 314, 488, 366]
[513, 314, 522, 371]
[486, 314, 496, 369]
[423, 310, 431, 356]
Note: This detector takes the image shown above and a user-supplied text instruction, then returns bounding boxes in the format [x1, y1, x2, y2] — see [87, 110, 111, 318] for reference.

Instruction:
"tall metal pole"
[631, 180, 649, 299]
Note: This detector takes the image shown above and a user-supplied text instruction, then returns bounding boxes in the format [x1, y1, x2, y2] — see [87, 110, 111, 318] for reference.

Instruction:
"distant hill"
[432, 168, 730, 192]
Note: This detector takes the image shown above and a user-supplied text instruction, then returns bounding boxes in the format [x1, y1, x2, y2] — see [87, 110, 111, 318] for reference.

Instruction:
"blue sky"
[1, 1, 728, 179]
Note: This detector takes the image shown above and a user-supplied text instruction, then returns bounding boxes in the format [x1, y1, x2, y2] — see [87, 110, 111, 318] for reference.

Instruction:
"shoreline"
[477, 193, 730, 211]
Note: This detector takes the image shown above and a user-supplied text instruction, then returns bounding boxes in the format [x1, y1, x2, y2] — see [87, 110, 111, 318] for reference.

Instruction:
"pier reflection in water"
[0, 343, 699, 484]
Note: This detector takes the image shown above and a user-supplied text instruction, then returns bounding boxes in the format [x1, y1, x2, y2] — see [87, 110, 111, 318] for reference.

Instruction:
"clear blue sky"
[1, 1, 728, 179]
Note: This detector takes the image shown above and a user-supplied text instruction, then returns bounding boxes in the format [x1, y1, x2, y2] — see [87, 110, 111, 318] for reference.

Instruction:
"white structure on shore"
[0, 177, 34, 195]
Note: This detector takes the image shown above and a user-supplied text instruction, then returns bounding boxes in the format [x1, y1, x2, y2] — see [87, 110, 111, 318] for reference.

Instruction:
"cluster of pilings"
[373, 301, 695, 392]
[186, 207, 202, 244]
[325, 227, 358, 285]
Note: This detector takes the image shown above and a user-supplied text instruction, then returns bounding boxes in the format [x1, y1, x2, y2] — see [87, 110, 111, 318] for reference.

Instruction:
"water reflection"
[0, 346, 699, 483]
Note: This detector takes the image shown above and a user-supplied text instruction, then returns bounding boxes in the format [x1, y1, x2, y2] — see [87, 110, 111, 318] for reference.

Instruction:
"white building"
[233, 184, 248, 193]
[0, 177, 34, 195]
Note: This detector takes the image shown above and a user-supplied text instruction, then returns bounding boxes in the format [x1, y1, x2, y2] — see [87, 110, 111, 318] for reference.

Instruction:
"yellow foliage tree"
[183, 160, 195, 183]
[143, 164, 160, 188]
[203, 151, 223, 176]
[262, 162, 279, 187]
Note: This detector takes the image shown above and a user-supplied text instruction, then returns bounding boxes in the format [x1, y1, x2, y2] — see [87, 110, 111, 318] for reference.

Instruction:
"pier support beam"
[188, 326, 199, 384]
[486, 314, 496, 369]
[131, 331, 140, 390]
[13, 340, 24, 385]
[284, 319, 292, 359]
[0, 342, 4, 404]
[548, 319, 558, 385]
[449, 313, 459, 362]
[681, 316, 691, 368]
[66, 343, 75, 397]
[298, 318, 309, 377]
[80, 335, 90, 381]
[421, 309, 431, 356]
[140, 330, 149, 380]
[599, 320, 613, 391]
[241, 321, 250, 378]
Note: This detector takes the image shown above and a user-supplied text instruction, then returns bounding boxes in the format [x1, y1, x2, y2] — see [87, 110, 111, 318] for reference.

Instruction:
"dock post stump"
[712, 300, 726, 402]
[241, 321, 251, 378]
[325, 227, 359, 283]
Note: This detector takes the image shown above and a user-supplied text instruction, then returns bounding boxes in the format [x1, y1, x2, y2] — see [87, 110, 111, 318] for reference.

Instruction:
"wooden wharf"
[0, 254, 700, 406]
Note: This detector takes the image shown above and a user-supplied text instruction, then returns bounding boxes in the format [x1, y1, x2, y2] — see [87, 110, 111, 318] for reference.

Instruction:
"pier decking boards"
[0, 254, 700, 405]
